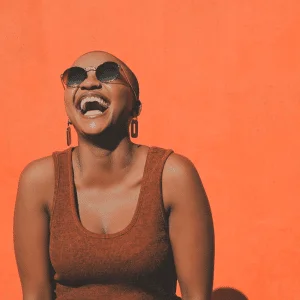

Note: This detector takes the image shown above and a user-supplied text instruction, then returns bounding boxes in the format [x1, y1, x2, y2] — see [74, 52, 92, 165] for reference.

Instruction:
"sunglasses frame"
[60, 61, 138, 102]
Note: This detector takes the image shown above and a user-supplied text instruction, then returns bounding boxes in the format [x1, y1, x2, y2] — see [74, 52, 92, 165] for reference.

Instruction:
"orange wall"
[1, 1, 300, 299]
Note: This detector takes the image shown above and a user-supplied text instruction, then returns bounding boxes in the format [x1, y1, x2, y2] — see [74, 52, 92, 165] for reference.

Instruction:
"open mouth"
[77, 96, 110, 116]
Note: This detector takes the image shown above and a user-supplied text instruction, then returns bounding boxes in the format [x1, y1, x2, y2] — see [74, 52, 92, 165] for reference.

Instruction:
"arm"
[13, 159, 55, 300]
[163, 153, 215, 300]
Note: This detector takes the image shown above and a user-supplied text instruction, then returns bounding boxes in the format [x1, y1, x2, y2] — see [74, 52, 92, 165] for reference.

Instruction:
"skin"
[13, 51, 215, 300]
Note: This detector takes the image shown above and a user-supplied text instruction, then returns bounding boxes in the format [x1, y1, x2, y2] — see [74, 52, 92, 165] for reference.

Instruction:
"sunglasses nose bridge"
[80, 70, 102, 89]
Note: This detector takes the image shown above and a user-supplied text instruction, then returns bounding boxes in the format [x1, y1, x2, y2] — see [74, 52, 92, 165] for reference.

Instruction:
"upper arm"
[13, 157, 55, 299]
[163, 153, 215, 300]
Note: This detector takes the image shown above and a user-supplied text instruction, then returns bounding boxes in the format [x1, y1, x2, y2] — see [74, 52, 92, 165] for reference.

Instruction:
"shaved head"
[72, 51, 140, 100]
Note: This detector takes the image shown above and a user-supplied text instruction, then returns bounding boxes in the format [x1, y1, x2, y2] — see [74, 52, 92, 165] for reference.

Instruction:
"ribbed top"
[49, 146, 182, 300]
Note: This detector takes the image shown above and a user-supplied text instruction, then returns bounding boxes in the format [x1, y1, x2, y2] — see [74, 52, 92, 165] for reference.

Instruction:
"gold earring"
[130, 117, 138, 138]
[66, 119, 72, 146]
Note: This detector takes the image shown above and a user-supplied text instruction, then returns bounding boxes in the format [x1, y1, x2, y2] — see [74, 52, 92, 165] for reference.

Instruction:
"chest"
[47, 174, 171, 236]
[74, 181, 144, 235]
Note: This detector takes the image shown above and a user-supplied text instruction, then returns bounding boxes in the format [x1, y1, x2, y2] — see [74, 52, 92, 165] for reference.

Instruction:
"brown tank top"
[49, 146, 182, 300]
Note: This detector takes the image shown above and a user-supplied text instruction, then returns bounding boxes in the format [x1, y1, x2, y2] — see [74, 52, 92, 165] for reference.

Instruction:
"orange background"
[1, 1, 300, 299]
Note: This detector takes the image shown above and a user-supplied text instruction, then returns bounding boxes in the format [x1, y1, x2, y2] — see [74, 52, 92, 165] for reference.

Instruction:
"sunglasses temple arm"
[120, 66, 138, 102]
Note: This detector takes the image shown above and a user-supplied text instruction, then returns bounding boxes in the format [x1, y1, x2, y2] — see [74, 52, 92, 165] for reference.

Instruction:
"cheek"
[63, 91, 77, 117]
[113, 87, 135, 110]
[63, 89, 75, 106]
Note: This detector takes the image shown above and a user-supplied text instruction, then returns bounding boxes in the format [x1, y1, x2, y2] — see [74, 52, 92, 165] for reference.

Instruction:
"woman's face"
[63, 52, 137, 137]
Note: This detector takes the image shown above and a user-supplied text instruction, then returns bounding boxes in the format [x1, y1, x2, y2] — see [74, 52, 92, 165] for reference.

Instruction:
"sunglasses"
[60, 61, 137, 101]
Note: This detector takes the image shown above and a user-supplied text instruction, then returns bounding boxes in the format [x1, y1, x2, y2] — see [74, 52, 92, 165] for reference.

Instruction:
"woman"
[13, 51, 215, 300]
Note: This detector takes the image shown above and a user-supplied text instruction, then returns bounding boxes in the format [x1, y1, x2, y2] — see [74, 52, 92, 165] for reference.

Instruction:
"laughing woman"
[13, 51, 215, 300]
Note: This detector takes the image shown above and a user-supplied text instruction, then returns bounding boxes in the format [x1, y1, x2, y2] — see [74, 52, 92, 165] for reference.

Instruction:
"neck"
[73, 137, 140, 187]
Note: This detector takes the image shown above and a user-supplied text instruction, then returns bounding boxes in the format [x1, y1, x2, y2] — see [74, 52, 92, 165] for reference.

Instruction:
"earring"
[130, 117, 138, 138]
[66, 119, 72, 146]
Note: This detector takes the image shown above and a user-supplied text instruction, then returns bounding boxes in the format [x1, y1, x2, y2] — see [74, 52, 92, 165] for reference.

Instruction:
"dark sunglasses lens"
[96, 62, 120, 82]
[62, 67, 86, 86]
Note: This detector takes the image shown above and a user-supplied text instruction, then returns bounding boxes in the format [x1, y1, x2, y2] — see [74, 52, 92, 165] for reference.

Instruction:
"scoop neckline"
[67, 146, 153, 239]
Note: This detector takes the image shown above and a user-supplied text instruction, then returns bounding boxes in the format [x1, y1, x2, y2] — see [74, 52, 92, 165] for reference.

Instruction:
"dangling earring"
[130, 117, 138, 138]
[66, 119, 72, 146]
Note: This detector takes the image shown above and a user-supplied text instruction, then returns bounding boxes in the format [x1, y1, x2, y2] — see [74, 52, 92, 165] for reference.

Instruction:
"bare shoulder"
[20, 155, 55, 188]
[18, 154, 55, 214]
[162, 151, 207, 209]
[164, 151, 199, 178]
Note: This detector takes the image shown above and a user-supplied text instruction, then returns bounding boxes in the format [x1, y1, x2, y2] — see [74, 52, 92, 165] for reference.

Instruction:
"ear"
[133, 100, 142, 117]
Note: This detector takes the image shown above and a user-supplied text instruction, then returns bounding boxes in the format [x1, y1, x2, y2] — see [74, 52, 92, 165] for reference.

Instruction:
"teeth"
[84, 110, 103, 116]
[80, 96, 109, 111]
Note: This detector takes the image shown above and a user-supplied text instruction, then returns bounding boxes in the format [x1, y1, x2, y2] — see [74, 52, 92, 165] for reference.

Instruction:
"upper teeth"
[80, 96, 109, 110]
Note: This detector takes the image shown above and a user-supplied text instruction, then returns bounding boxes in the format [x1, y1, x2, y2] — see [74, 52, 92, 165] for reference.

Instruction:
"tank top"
[49, 146, 182, 300]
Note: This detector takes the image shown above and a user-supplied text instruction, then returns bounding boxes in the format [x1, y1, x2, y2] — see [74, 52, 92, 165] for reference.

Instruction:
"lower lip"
[77, 108, 109, 119]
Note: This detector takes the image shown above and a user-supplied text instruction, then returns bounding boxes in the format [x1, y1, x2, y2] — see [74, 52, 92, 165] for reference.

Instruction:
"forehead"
[72, 52, 121, 68]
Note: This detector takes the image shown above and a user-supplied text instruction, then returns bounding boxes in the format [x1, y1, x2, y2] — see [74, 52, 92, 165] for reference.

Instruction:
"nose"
[80, 71, 102, 90]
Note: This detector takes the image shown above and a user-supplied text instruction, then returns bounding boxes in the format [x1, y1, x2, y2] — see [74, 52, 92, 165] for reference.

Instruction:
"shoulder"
[19, 148, 69, 184]
[20, 155, 55, 183]
[164, 151, 200, 182]
[162, 151, 205, 209]
[18, 154, 56, 211]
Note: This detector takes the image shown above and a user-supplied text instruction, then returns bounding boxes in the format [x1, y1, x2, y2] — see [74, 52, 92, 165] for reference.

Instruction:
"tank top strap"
[144, 146, 174, 184]
[52, 148, 70, 194]
[138, 146, 174, 229]
[50, 148, 72, 225]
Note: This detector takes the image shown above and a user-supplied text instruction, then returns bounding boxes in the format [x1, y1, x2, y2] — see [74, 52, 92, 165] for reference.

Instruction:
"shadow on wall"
[212, 287, 248, 300]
